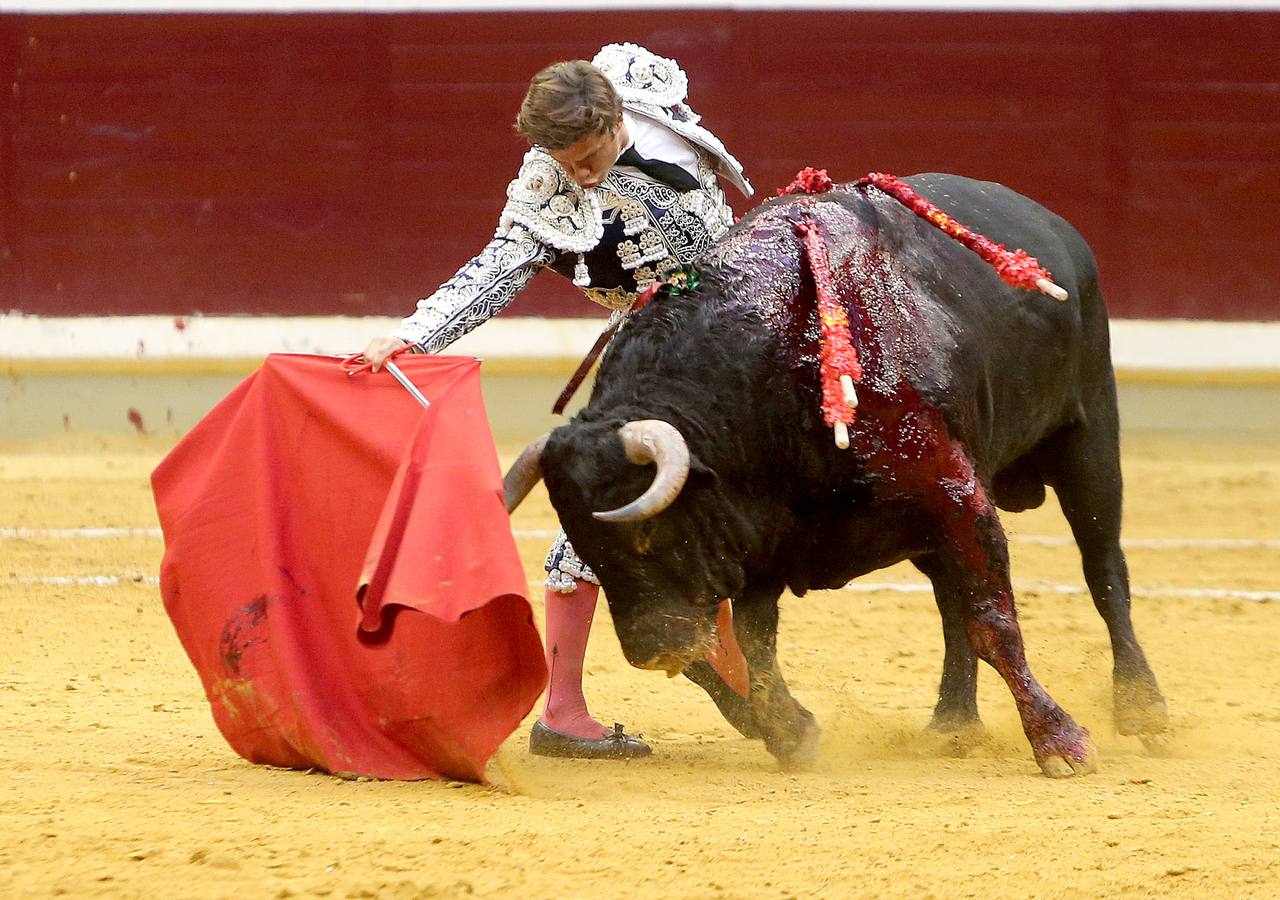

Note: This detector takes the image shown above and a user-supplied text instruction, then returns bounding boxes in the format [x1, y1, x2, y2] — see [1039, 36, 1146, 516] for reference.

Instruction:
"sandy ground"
[2, 430, 1279, 898]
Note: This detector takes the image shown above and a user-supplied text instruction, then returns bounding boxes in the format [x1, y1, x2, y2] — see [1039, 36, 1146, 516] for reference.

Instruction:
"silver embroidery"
[685, 155, 736, 240]
[501, 149, 603, 254]
[592, 42, 688, 108]
[616, 239, 640, 269]
[601, 169, 723, 270]
[391, 223, 555, 353]
[620, 199, 648, 236]
[637, 228, 667, 265]
[394, 162, 732, 353]
[545, 531, 600, 592]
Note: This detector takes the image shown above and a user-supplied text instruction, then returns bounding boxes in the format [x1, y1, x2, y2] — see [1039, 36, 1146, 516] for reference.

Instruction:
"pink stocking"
[540, 582, 611, 739]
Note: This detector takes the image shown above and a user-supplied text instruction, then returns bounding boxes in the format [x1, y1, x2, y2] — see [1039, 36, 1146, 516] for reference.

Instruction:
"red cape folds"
[152, 354, 546, 782]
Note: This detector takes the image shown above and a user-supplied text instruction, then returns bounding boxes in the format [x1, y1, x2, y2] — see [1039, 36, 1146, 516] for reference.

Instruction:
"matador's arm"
[391, 223, 556, 353]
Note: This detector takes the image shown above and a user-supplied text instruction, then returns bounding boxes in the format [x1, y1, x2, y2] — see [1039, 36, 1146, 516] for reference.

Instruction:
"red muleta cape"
[152, 353, 546, 781]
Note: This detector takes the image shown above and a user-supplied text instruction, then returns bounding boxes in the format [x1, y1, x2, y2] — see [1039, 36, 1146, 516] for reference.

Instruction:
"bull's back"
[883, 173, 1112, 472]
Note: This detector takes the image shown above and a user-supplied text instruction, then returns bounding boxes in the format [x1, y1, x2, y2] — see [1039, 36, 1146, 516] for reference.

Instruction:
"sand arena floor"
[2, 430, 1279, 898]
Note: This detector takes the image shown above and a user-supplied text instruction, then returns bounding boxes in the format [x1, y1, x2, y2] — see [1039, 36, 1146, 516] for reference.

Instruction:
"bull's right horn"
[594, 420, 691, 523]
[504, 432, 549, 513]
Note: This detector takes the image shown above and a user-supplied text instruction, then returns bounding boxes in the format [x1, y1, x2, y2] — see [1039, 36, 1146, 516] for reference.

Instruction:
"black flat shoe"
[529, 720, 652, 760]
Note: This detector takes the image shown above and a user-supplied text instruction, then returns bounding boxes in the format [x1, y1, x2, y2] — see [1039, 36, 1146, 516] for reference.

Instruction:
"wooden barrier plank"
[2, 9, 1278, 321]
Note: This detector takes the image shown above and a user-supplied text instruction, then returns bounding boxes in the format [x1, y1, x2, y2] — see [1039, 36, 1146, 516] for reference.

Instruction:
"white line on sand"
[7, 574, 1277, 602]
[1, 527, 164, 539]
[840, 581, 1280, 603]
[1008, 535, 1280, 550]
[11, 575, 158, 586]
[6, 526, 1280, 551]
[6, 527, 1277, 600]
[6, 315, 1280, 372]
[510, 530, 1280, 551]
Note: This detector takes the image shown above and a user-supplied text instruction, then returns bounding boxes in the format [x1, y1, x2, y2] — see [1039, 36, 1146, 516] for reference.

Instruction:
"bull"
[506, 173, 1168, 777]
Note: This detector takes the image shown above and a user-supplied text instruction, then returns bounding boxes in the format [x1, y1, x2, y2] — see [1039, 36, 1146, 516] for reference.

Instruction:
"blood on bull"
[506, 171, 1169, 778]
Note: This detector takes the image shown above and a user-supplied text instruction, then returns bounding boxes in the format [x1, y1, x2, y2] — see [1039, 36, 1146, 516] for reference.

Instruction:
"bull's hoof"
[926, 706, 984, 735]
[1033, 727, 1099, 778]
[768, 718, 821, 772]
[915, 720, 989, 758]
[727, 716, 765, 741]
[1138, 732, 1176, 757]
[1114, 678, 1170, 737]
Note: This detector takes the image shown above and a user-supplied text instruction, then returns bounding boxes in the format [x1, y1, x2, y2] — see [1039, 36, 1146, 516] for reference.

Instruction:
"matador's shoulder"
[500, 148, 603, 256]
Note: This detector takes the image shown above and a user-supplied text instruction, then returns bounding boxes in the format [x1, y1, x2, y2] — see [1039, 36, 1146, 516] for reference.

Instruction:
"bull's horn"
[504, 432, 549, 513]
[594, 420, 691, 523]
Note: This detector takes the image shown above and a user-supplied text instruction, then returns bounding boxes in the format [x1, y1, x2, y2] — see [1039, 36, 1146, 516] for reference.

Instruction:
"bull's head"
[506, 418, 752, 675]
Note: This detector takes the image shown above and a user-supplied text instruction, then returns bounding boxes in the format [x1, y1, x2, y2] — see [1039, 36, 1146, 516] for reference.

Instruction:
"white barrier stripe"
[8, 315, 1280, 371]
[7, 572, 1276, 602]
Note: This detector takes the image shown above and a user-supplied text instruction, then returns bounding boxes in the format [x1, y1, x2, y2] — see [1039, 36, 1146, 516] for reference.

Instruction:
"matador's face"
[548, 120, 628, 190]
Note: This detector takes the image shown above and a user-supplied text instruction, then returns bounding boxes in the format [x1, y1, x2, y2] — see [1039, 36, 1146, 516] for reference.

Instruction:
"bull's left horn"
[593, 420, 691, 523]
[504, 432, 549, 513]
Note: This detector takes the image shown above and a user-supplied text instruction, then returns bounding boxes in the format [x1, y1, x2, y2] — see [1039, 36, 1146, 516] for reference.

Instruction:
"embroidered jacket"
[392, 43, 752, 353]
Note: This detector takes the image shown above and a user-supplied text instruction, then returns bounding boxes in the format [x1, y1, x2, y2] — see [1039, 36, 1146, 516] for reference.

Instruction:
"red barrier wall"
[2, 11, 1278, 321]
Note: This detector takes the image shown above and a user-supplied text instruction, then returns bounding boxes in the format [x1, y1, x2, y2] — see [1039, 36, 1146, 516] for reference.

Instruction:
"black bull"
[506, 173, 1169, 777]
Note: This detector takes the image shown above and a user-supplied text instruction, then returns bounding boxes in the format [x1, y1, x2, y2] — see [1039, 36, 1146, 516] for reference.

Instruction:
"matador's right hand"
[359, 336, 411, 373]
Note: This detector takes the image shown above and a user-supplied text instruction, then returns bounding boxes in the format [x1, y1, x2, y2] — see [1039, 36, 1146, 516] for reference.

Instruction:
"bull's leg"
[912, 554, 982, 734]
[1039, 416, 1169, 737]
[731, 578, 820, 770]
[929, 452, 1097, 777]
[682, 661, 763, 739]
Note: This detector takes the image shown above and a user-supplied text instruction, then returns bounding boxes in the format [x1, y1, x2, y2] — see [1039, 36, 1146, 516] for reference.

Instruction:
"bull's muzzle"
[613, 606, 718, 677]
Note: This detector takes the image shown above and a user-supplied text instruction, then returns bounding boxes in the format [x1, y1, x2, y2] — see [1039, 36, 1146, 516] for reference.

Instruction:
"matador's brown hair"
[515, 60, 622, 150]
